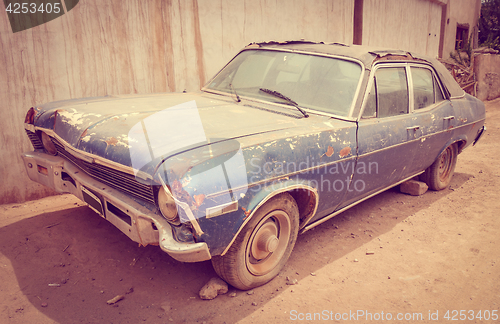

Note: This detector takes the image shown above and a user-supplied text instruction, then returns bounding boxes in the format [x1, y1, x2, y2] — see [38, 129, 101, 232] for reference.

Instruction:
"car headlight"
[158, 187, 180, 224]
[41, 132, 57, 155]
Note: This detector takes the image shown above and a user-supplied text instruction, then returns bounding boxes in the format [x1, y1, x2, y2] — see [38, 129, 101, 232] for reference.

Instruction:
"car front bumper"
[21, 151, 211, 263]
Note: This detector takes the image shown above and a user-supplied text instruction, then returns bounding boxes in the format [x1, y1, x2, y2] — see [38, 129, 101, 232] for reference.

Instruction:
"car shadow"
[0, 172, 472, 323]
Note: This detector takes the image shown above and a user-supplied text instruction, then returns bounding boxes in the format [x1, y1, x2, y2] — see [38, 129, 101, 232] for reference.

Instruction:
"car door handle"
[443, 116, 455, 120]
[406, 126, 420, 131]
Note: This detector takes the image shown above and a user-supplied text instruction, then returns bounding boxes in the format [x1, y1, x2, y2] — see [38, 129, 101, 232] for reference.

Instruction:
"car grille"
[51, 137, 156, 204]
[25, 130, 155, 203]
[26, 130, 44, 150]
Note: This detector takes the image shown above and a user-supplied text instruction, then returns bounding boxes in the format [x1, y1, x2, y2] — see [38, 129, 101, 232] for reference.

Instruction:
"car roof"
[246, 40, 465, 99]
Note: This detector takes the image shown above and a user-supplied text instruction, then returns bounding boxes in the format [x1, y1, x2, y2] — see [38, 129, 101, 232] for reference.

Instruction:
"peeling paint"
[325, 146, 334, 157]
[339, 147, 351, 158]
[193, 194, 205, 207]
[105, 137, 119, 146]
[242, 207, 252, 218]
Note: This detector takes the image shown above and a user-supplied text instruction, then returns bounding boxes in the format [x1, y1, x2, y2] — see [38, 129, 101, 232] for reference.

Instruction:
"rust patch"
[339, 147, 351, 158]
[242, 207, 252, 218]
[105, 137, 118, 146]
[171, 180, 194, 206]
[373, 53, 426, 63]
[325, 146, 334, 157]
[193, 194, 205, 207]
[171, 180, 183, 194]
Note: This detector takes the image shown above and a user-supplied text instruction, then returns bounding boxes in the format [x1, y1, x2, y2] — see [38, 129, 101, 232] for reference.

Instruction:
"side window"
[411, 67, 445, 110]
[411, 67, 434, 110]
[362, 67, 409, 118]
[362, 82, 376, 118]
[434, 75, 445, 103]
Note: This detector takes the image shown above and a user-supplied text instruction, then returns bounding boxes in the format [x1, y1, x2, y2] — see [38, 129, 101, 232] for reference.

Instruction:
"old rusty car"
[22, 41, 486, 290]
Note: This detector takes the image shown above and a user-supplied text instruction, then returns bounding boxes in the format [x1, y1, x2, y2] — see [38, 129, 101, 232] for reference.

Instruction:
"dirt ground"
[1, 99, 499, 324]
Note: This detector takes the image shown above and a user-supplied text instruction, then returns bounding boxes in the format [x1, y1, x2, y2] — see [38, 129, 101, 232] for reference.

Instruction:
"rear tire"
[211, 193, 299, 290]
[422, 143, 458, 190]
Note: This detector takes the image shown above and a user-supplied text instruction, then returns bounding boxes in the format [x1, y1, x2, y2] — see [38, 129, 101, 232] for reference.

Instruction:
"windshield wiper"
[259, 88, 309, 118]
[229, 83, 241, 103]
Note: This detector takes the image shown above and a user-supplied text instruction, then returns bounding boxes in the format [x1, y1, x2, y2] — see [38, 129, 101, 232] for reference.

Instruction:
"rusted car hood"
[33, 92, 329, 175]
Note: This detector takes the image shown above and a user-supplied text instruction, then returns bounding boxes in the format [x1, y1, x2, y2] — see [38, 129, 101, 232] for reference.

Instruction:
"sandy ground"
[1, 99, 499, 324]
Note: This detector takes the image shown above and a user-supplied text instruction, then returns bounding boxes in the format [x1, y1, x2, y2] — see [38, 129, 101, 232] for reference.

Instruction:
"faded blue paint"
[24, 42, 487, 257]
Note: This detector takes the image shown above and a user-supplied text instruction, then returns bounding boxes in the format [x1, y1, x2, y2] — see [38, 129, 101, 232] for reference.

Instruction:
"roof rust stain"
[373, 53, 426, 63]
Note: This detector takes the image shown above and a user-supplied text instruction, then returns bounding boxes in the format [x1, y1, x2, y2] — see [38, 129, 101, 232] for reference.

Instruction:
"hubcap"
[246, 210, 291, 276]
[438, 147, 452, 182]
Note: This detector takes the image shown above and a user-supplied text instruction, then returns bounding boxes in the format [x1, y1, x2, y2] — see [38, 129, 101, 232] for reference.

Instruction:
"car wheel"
[423, 143, 458, 190]
[211, 193, 299, 290]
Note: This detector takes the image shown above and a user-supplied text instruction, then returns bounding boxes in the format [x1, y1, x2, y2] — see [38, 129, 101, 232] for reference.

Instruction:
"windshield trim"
[201, 48, 365, 119]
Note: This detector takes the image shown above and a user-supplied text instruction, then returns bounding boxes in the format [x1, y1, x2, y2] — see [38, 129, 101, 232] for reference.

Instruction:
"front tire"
[212, 193, 299, 290]
[422, 143, 458, 190]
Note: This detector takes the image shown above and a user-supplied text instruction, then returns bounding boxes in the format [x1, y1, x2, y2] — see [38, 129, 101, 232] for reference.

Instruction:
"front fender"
[217, 179, 318, 256]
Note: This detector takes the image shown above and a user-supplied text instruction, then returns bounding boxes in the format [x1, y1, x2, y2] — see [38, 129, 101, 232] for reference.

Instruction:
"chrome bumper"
[21, 151, 211, 263]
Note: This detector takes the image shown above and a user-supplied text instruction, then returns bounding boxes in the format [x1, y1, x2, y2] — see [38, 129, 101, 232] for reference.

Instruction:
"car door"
[405, 64, 454, 173]
[340, 64, 420, 208]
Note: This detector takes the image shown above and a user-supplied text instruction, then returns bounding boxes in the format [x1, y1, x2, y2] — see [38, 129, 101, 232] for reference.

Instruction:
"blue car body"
[22, 41, 486, 266]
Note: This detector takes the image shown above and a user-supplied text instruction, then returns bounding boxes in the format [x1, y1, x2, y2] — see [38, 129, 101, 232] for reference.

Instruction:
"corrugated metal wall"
[0, 0, 354, 204]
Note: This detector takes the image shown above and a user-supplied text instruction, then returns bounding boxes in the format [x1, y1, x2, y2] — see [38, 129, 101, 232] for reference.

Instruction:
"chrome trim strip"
[206, 201, 239, 219]
[300, 171, 424, 233]
[32, 126, 152, 181]
[220, 184, 318, 256]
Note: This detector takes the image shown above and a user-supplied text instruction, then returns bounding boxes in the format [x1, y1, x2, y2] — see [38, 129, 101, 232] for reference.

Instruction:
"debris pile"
[440, 57, 476, 96]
